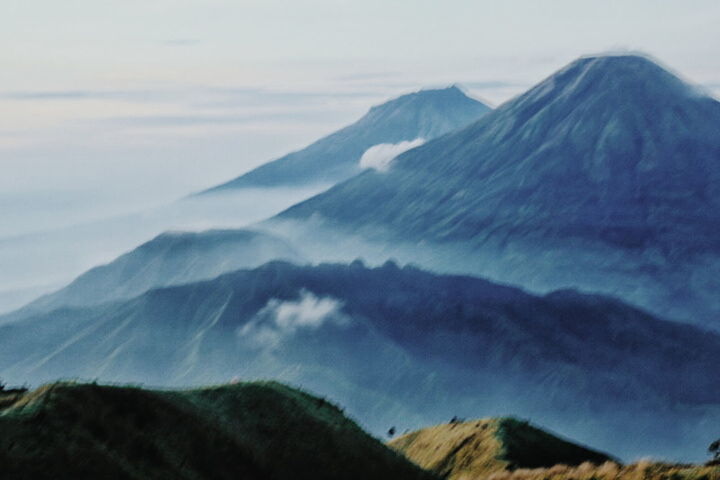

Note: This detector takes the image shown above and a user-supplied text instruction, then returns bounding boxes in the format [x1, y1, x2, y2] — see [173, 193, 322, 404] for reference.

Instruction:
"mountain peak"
[368, 85, 483, 116]
[197, 85, 489, 193]
[395, 84, 468, 99]
[519, 52, 704, 110]
[573, 53, 676, 83]
[576, 52, 660, 66]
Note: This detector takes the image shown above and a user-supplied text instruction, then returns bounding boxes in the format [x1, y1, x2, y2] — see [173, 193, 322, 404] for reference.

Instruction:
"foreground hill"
[199, 86, 490, 193]
[2, 228, 303, 321]
[0, 381, 435, 480]
[2, 261, 720, 460]
[272, 54, 720, 328]
[390, 417, 612, 479]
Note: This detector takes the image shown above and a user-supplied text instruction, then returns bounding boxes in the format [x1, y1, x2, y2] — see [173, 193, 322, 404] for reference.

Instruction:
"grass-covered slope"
[0, 381, 436, 480]
[487, 461, 720, 480]
[390, 418, 612, 480]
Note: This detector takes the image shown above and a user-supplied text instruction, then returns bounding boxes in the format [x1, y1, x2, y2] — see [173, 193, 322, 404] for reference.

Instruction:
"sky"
[1, 0, 720, 231]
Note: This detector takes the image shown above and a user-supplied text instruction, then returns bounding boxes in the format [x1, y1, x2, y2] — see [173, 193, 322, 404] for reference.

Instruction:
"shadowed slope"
[0, 381, 436, 480]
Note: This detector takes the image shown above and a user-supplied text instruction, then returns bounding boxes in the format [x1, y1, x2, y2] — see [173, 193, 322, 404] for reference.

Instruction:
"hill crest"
[390, 417, 613, 480]
[0, 380, 435, 480]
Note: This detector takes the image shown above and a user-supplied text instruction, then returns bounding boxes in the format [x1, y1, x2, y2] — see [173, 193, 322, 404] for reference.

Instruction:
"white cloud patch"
[358, 138, 425, 172]
[238, 290, 348, 349]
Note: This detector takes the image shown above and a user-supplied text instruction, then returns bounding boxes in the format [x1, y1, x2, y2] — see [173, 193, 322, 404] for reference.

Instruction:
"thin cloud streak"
[0, 89, 173, 102]
[96, 111, 351, 127]
[160, 38, 202, 47]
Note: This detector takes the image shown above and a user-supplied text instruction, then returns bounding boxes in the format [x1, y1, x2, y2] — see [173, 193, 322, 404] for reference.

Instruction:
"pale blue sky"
[1, 0, 719, 210]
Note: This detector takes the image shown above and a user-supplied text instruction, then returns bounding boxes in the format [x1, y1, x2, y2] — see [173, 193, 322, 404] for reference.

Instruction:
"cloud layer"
[359, 138, 425, 172]
[238, 290, 348, 349]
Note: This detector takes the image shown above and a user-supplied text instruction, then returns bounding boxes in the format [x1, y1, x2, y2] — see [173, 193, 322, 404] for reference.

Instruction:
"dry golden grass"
[0, 390, 25, 410]
[389, 419, 507, 479]
[390, 418, 612, 480]
[0, 384, 49, 411]
[484, 461, 720, 480]
[388, 418, 720, 480]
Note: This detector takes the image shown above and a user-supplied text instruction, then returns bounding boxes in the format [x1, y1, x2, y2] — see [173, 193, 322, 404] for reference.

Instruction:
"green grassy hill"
[0, 381, 437, 480]
[389, 418, 612, 480]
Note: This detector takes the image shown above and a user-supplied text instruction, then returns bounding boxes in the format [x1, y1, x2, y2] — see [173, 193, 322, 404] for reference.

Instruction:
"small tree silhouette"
[709, 439, 720, 464]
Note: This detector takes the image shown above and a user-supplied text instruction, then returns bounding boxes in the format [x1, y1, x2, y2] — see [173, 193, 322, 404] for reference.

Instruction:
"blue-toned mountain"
[274, 54, 720, 326]
[2, 260, 719, 461]
[1, 228, 302, 322]
[199, 86, 490, 193]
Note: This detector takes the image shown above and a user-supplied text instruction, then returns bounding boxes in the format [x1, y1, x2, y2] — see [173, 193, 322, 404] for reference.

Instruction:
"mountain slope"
[389, 417, 612, 479]
[0, 381, 435, 480]
[2, 260, 720, 460]
[199, 86, 490, 193]
[3, 228, 303, 320]
[272, 54, 720, 326]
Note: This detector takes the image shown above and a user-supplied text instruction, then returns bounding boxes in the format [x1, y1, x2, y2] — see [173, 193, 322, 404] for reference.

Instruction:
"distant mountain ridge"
[272, 54, 720, 327]
[6, 86, 491, 317]
[2, 260, 720, 460]
[1, 228, 303, 322]
[199, 86, 490, 193]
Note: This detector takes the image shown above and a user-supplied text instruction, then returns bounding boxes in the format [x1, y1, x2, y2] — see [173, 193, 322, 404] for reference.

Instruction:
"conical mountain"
[274, 54, 720, 326]
[199, 86, 490, 193]
[390, 417, 612, 480]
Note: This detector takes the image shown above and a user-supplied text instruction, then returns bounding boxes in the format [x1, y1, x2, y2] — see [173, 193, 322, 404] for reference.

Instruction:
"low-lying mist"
[260, 217, 720, 330]
[0, 185, 329, 313]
